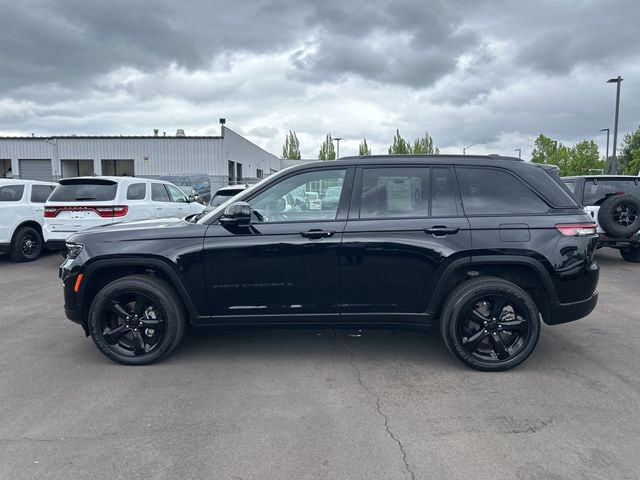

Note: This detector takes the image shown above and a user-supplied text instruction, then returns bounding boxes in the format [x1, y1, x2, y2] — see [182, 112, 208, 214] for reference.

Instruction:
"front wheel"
[620, 246, 640, 263]
[440, 277, 541, 371]
[88, 275, 186, 365]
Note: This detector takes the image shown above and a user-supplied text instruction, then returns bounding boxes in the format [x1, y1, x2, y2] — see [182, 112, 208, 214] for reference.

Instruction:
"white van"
[43, 177, 205, 249]
[0, 179, 58, 261]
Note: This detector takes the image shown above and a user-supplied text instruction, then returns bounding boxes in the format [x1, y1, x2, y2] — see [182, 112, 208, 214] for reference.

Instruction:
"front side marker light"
[73, 274, 84, 293]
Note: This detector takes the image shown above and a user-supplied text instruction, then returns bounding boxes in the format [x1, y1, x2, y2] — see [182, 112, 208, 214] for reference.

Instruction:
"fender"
[80, 256, 201, 319]
[427, 254, 558, 315]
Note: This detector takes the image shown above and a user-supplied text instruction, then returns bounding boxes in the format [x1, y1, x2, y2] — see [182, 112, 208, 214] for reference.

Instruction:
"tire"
[88, 275, 186, 365]
[620, 246, 640, 263]
[597, 194, 640, 238]
[440, 277, 541, 371]
[9, 226, 43, 262]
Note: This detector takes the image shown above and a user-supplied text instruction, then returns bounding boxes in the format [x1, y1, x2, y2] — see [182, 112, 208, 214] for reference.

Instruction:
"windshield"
[210, 190, 243, 207]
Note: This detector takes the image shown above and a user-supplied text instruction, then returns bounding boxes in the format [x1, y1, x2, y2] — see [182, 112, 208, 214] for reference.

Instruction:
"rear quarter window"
[126, 183, 147, 200]
[457, 167, 549, 215]
[49, 182, 117, 202]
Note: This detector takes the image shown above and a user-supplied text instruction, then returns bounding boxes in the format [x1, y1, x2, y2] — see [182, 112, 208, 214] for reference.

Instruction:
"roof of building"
[0, 135, 222, 140]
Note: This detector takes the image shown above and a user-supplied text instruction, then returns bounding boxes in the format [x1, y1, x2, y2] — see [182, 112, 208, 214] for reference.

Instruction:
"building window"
[101, 159, 134, 176]
[61, 159, 94, 178]
[0, 159, 11, 178]
[236, 163, 243, 182]
[257, 169, 263, 179]
[228, 160, 236, 184]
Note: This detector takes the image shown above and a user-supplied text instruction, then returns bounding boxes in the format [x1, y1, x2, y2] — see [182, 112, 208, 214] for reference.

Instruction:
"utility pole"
[334, 137, 343, 159]
[514, 148, 521, 159]
[599, 128, 610, 165]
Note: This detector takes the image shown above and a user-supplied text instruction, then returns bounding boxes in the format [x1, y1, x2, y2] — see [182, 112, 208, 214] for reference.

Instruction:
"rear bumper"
[0, 243, 9, 254]
[547, 291, 599, 325]
[46, 239, 67, 250]
[598, 233, 640, 248]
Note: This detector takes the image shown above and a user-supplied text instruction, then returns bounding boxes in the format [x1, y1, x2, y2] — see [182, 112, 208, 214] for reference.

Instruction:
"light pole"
[607, 76, 623, 175]
[599, 128, 610, 164]
[334, 137, 343, 159]
[514, 148, 521, 159]
[463, 143, 477, 155]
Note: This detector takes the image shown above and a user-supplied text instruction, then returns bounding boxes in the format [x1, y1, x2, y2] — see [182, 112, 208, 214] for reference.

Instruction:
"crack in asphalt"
[338, 337, 416, 480]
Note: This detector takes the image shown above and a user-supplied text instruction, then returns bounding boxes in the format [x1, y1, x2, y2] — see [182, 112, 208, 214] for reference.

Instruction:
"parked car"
[209, 184, 248, 208]
[43, 177, 205, 250]
[562, 175, 640, 262]
[59, 155, 599, 370]
[159, 174, 211, 204]
[0, 179, 57, 261]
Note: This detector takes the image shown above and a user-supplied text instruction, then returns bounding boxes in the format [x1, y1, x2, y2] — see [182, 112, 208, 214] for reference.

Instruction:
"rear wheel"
[440, 277, 540, 371]
[620, 246, 640, 263]
[88, 275, 186, 365]
[9, 226, 43, 262]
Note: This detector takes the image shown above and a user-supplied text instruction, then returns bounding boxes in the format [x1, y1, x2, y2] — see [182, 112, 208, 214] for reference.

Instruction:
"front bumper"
[59, 257, 87, 333]
[0, 242, 10, 255]
[547, 291, 599, 325]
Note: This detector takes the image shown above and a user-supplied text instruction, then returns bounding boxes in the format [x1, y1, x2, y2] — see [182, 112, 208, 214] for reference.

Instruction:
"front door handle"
[424, 226, 460, 236]
[300, 229, 336, 239]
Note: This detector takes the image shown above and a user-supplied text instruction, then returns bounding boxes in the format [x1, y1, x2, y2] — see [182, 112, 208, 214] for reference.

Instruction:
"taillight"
[44, 207, 58, 218]
[555, 223, 597, 236]
[94, 206, 129, 218]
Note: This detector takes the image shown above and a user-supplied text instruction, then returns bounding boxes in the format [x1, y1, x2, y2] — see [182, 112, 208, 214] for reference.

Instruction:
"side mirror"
[188, 195, 196, 203]
[220, 201, 252, 227]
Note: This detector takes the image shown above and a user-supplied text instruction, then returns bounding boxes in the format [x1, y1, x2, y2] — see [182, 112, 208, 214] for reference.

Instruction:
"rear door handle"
[300, 229, 336, 239]
[423, 226, 460, 236]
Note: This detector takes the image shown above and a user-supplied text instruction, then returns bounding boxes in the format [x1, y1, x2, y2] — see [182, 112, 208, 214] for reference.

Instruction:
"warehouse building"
[0, 122, 281, 190]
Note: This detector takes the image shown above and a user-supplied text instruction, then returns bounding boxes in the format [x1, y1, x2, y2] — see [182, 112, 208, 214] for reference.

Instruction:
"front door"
[202, 167, 353, 321]
[340, 165, 472, 321]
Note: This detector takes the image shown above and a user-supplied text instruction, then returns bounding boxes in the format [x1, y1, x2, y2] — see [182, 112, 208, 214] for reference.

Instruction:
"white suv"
[0, 179, 58, 262]
[43, 177, 205, 249]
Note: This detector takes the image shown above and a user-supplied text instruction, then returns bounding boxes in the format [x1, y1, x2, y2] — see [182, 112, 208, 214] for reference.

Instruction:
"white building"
[0, 123, 280, 190]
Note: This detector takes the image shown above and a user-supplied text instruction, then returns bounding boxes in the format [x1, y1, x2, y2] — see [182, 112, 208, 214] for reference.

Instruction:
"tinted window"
[166, 184, 187, 202]
[49, 181, 117, 202]
[457, 168, 549, 215]
[151, 183, 170, 202]
[582, 179, 640, 206]
[360, 167, 430, 218]
[0, 185, 25, 202]
[431, 168, 458, 217]
[127, 183, 146, 200]
[251, 169, 347, 222]
[31, 185, 54, 203]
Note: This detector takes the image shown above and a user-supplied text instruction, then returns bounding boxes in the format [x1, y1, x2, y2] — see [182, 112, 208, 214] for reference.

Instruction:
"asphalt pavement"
[0, 249, 638, 480]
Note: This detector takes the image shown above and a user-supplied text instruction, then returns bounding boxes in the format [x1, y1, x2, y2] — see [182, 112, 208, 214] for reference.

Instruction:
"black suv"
[59, 155, 600, 371]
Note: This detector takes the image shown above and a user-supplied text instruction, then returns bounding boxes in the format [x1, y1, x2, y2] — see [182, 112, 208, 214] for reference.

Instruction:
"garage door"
[19, 159, 53, 181]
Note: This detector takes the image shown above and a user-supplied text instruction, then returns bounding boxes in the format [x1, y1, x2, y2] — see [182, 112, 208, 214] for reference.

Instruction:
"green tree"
[618, 125, 640, 175]
[318, 133, 336, 161]
[282, 130, 301, 159]
[531, 134, 570, 173]
[388, 129, 412, 154]
[565, 140, 604, 176]
[358, 138, 371, 156]
[412, 132, 439, 155]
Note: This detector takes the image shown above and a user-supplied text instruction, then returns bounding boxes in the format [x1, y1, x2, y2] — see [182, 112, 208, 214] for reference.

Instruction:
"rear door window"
[127, 183, 147, 200]
[360, 167, 430, 218]
[582, 179, 640, 206]
[151, 183, 170, 202]
[49, 181, 117, 202]
[0, 185, 25, 201]
[31, 185, 55, 203]
[457, 167, 549, 215]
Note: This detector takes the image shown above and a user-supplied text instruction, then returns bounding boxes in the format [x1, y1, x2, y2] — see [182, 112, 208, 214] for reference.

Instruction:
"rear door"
[151, 183, 177, 218]
[340, 165, 472, 321]
[28, 184, 56, 222]
[45, 179, 118, 234]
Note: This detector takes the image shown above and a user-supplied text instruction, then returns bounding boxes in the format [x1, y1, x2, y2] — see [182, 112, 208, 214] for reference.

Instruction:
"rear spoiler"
[59, 178, 117, 186]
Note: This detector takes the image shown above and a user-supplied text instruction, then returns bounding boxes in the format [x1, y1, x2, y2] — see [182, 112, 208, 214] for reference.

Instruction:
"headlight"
[65, 242, 84, 259]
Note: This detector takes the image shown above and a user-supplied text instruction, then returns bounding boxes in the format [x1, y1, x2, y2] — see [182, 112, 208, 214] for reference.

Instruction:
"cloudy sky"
[1, 0, 638, 159]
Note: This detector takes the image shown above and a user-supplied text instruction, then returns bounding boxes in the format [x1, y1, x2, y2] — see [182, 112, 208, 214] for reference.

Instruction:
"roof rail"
[487, 154, 523, 161]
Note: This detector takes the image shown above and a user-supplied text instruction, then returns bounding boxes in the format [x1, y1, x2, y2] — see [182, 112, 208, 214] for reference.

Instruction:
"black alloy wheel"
[98, 291, 166, 357]
[88, 275, 186, 365]
[440, 277, 540, 371]
[10, 226, 43, 262]
[613, 204, 638, 228]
